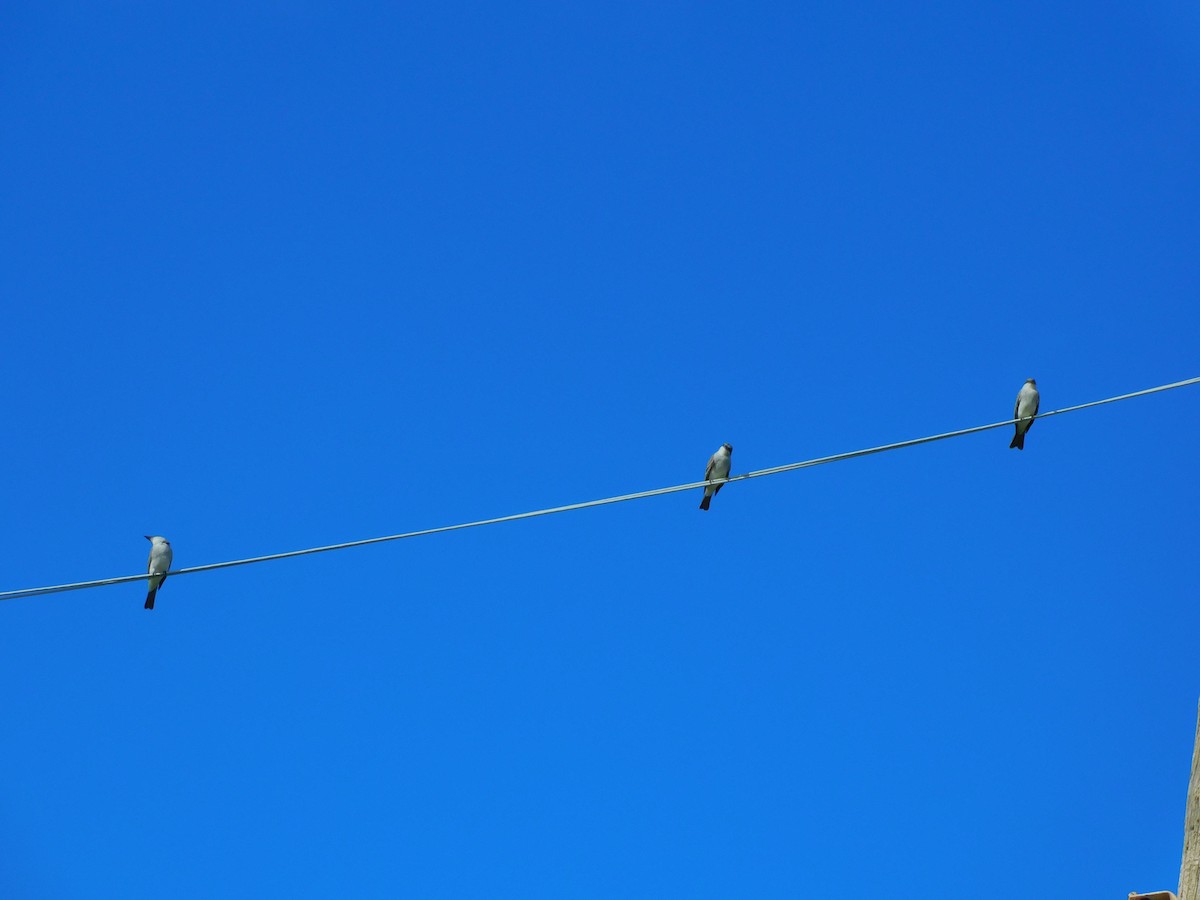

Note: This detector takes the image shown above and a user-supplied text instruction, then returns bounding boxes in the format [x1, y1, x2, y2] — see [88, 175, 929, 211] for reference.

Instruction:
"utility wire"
[3, 375, 1197, 603]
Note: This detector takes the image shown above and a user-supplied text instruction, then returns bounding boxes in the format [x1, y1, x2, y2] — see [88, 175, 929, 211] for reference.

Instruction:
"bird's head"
[723, 443, 733, 453]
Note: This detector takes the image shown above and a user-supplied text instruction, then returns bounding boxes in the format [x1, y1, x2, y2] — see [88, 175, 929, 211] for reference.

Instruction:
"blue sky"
[1, 2, 1198, 896]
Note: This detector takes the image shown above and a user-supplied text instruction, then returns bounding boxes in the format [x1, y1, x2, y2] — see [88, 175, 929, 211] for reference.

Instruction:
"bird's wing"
[704, 454, 716, 480]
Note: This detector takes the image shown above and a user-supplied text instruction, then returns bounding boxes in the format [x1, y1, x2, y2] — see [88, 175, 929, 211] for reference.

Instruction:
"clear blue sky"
[2, 3, 1197, 897]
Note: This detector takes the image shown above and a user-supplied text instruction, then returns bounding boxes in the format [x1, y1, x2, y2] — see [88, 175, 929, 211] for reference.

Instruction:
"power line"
[3, 375, 1197, 603]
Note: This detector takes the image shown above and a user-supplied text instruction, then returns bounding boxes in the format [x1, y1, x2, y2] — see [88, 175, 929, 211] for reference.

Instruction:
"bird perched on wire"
[1010, 378, 1040, 450]
[144, 535, 173, 610]
[699, 443, 733, 510]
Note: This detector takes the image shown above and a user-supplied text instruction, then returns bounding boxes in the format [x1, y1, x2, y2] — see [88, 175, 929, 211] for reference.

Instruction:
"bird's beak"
[144, 535, 152, 541]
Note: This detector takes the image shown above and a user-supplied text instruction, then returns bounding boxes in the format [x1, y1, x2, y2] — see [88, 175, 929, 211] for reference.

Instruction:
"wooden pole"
[1179, 699, 1200, 900]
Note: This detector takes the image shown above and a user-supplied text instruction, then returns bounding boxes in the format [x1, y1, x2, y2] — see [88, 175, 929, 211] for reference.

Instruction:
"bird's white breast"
[1017, 386, 1038, 417]
[710, 452, 731, 479]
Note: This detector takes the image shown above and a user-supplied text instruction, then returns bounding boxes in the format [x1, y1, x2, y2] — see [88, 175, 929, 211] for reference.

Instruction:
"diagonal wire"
[2, 375, 1197, 603]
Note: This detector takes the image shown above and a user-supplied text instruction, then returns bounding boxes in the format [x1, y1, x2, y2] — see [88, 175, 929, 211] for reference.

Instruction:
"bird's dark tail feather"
[699, 495, 711, 511]
[145, 590, 156, 610]
[1010, 431, 1024, 450]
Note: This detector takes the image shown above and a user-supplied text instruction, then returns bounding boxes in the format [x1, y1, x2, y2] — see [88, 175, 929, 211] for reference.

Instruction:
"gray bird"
[699, 443, 733, 510]
[144, 535, 173, 610]
[1010, 378, 1040, 450]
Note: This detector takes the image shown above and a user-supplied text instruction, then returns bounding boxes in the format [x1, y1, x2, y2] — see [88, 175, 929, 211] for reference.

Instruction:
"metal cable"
[2, 375, 1196, 602]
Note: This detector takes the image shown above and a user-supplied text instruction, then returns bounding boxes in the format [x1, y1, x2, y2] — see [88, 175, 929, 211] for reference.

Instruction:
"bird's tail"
[145, 589, 156, 610]
[699, 494, 711, 511]
[1010, 431, 1024, 450]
